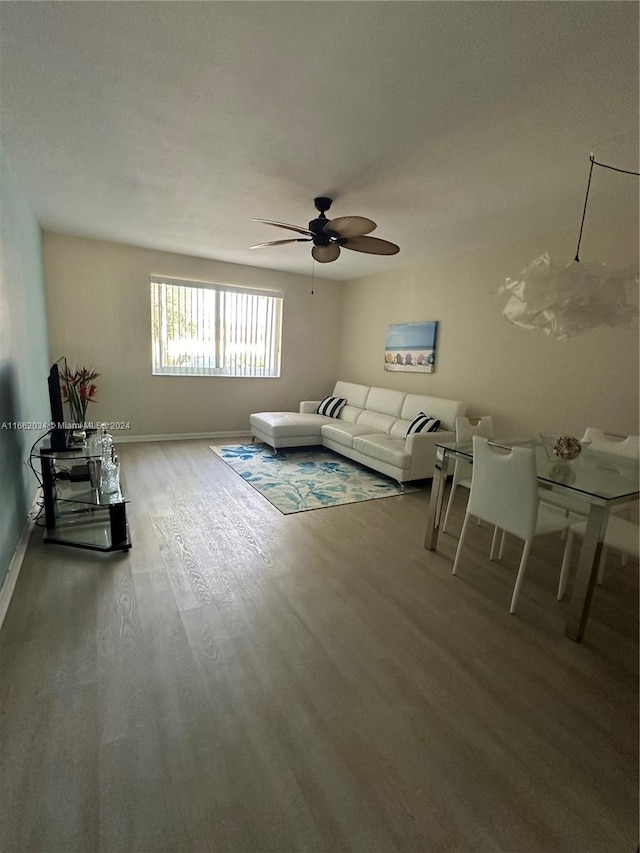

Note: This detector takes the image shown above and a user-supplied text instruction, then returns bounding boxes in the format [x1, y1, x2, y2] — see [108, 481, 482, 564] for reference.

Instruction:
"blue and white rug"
[210, 444, 416, 514]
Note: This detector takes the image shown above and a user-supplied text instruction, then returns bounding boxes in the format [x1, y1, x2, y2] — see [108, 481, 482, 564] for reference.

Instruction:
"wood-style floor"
[0, 439, 637, 853]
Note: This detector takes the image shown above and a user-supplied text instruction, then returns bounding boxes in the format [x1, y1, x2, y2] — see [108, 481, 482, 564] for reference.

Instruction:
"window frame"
[150, 275, 283, 378]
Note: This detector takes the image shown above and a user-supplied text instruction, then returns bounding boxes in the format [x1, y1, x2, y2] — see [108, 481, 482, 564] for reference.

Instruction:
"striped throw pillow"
[316, 396, 347, 418]
[406, 412, 440, 436]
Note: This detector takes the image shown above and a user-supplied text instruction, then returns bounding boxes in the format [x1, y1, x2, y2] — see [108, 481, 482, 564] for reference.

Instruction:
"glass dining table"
[424, 437, 639, 642]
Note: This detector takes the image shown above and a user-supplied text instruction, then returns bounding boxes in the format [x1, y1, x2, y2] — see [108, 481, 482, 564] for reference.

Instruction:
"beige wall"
[43, 216, 639, 443]
[43, 233, 342, 438]
[337, 220, 639, 438]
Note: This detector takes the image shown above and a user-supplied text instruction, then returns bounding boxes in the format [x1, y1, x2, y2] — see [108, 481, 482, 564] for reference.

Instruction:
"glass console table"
[39, 440, 132, 552]
[425, 437, 639, 642]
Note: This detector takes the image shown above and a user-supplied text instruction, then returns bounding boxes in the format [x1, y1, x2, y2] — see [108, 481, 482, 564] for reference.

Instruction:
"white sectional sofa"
[250, 380, 466, 483]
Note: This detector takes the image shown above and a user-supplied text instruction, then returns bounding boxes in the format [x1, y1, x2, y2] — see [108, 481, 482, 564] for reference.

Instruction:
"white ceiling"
[1, 1, 638, 281]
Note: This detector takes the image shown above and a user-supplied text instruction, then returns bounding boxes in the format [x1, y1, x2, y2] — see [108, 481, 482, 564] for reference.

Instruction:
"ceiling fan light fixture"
[312, 244, 341, 263]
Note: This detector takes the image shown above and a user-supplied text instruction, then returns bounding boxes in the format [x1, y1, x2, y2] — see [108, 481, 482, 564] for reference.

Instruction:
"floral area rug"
[209, 444, 417, 514]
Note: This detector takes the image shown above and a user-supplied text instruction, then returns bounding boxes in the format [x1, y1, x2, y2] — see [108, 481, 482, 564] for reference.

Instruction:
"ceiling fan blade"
[341, 236, 400, 256]
[253, 218, 313, 236]
[324, 216, 377, 238]
[250, 238, 311, 249]
[312, 244, 341, 263]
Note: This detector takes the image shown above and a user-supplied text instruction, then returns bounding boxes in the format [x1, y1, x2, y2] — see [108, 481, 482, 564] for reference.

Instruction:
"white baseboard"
[0, 492, 40, 631]
[116, 430, 252, 444]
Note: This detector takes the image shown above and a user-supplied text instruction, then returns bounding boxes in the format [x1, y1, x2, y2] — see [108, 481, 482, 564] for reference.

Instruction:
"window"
[150, 277, 283, 377]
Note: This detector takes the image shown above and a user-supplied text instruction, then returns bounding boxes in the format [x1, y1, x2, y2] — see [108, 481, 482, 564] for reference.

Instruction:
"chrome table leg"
[565, 502, 607, 642]
[425, 446, 451, 551]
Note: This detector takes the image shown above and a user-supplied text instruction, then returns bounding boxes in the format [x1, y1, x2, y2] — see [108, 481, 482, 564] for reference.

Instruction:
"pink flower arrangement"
[60, 365, 100, 426]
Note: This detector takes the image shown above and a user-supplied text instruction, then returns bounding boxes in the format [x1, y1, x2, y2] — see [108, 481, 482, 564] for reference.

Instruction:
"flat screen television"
[48, 359, 69, 450]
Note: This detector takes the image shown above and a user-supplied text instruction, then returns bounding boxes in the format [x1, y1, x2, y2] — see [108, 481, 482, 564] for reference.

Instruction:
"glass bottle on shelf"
[86, 430, 102, 456]
[100, 451, 120, 494]
[97, 427, 118, 493]
[100, 427, 113, 462]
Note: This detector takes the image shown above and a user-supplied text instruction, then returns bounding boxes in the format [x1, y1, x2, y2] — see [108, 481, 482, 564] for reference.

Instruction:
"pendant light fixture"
[499, 155, 639, 339]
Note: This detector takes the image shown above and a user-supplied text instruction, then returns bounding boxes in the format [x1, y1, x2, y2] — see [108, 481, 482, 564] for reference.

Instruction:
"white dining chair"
[452, 436, 570, 614]
[581, 430, 639, 574]
[442, 416, 494, 533]
[582, 428, 640, 460]
[557, 516, 639, 600]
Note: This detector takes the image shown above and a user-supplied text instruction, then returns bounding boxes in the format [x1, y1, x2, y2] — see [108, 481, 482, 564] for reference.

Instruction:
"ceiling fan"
[250, 197, 400, 263]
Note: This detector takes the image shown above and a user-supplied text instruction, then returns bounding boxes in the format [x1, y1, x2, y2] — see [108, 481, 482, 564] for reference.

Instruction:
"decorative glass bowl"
[548, 461, 577, 485]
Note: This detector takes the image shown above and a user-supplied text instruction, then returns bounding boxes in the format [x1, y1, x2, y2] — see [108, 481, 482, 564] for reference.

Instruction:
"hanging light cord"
[574, 154, 640, 262]
[591, 157, 640, 177]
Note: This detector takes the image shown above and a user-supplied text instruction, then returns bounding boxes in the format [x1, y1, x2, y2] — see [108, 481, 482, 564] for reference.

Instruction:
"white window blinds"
[151, 277, 283, 377]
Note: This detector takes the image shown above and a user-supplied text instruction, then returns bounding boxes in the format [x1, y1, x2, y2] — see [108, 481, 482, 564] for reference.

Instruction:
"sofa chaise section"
[249, 381, 370, 449]
[249, 411, 331, 449]
[250, 381, 466, 483]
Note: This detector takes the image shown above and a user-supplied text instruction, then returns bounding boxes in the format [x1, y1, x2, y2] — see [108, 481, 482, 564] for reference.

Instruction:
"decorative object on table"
[552, 435, 583, 460]
[209, 444, 417, 514]
[60, 364, 100, 427]
[540, 433, 588, 461]
[384, 321, 438, 373]
[499, 155, 639, 339]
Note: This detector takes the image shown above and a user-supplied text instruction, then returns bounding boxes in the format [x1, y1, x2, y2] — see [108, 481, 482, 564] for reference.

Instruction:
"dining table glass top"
[435, 437, 639, 504]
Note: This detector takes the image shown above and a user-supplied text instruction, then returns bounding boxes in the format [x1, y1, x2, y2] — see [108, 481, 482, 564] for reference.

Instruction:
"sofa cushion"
[353, 434, 412, 471]
[406, 412, 441, 436]
[339, 404, 365, 424]
[316, 396, 347, 417]
[390, 418, 412, 438]
[332, 381, 370, 409]
[321, 422, 375, 449]
[365, 387, 405, 417]
[356, 410, 399, 435]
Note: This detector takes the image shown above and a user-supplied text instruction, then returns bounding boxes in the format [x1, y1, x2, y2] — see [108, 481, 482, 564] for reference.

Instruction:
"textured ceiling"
[1, 1, 638, 281]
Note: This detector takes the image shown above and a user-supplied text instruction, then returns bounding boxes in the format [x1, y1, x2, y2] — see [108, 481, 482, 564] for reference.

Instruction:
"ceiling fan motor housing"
[308, 218, 331, 246]
[309, 197, 337, 246]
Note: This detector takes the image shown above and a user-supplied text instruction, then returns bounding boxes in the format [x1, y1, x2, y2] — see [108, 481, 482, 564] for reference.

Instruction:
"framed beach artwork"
[384, 321, 439, 373]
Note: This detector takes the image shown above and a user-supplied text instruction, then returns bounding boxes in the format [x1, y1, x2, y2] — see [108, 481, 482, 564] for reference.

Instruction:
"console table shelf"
[39, 442, 132, 552]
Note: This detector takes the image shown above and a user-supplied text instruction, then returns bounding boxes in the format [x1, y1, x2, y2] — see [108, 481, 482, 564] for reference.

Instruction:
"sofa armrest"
[300, 400, 321, 414]
[405, 428, 456, 472]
